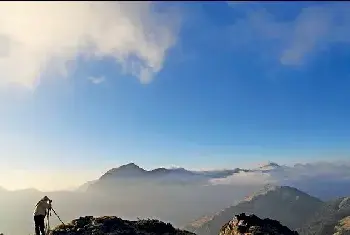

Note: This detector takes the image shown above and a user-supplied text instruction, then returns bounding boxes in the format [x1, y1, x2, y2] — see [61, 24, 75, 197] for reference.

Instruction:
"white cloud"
[0, 2, 180, 88]
[210, 171, 276, 186]
[228, 3, 350, 66]
[210, 161, 350, 199]
[88, 76, 105, 85]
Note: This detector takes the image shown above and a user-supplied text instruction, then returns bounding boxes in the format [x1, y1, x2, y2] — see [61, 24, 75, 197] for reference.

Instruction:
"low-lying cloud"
[0, 2, 180, 88]
[210, 161, 350, 200]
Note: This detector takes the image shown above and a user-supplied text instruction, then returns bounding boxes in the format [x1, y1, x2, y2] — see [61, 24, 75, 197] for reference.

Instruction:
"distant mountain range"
[99, 163, 201, 180]
[84, 162, 281, 192]
[78, 161, 350, 201]
[2, 160, 350, 201]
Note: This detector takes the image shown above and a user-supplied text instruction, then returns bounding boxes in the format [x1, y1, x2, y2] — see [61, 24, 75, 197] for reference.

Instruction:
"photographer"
[33, 196, 52, 235]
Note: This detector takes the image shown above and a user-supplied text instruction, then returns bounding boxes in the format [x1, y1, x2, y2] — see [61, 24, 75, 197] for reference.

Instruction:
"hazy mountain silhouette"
[86, 163, 240, 192]
[185, 185, 323, 235]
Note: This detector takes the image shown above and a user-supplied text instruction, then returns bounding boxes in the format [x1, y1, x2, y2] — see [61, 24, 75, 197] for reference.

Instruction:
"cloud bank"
[0, 2, 180, 88]
[227, 2, 350, 66]
[210, 161, 350, 200]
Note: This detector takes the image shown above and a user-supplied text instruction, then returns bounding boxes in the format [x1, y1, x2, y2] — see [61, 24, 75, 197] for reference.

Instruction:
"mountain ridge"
[184, 185, 323, 235]
[85, 163, 247, 191]
[98, 162, 233, 180]
[83, 162, 284, 192]
[297, 196, 350, 235]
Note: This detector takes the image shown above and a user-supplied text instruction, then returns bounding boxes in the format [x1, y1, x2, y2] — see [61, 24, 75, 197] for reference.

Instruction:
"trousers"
[34, 215, 45, 235]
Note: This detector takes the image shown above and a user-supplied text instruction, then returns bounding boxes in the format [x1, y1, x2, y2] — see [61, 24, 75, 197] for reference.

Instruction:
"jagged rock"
[339, 197, 350, 211]
[50, 216, 195, 235]
[334, 216, 350, 235]
[219, 213, 299, 235]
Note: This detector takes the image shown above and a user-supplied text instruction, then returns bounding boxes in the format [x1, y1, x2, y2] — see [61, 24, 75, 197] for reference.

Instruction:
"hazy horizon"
[1, 159, 350, 192]
[2, 153, 340, 191]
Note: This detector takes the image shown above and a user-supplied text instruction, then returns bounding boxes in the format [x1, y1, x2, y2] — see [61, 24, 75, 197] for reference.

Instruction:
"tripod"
[45, 209, 51, 234]
[45, 207, 66, 234]
[51, 208, 66, 227]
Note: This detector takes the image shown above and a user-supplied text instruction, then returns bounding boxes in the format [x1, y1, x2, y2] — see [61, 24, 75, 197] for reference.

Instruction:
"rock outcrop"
[219, 213, 299, 235]
[50, 216, 195, 235]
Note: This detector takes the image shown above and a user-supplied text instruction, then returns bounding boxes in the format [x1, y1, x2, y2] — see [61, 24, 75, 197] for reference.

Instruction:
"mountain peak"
[110, 162, 146, 173]
[97, 163, 200, 183]
[257, 162, 281, 171]
[99, 163, 146, 180]
[244, 184, 321, 203]
[266, 161, 280, 167]
[119, 162, 142, 170]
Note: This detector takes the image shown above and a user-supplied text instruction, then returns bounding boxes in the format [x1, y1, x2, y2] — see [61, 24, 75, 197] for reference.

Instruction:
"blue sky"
[0, 2, 350, 190]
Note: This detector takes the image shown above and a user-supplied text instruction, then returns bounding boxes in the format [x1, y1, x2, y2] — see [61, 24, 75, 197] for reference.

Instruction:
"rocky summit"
[219, 213, 299, 235]
[50, 216, 195, 235]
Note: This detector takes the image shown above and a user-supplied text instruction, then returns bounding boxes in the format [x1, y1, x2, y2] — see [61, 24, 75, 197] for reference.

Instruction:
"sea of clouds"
[209, 161, 350, 200]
